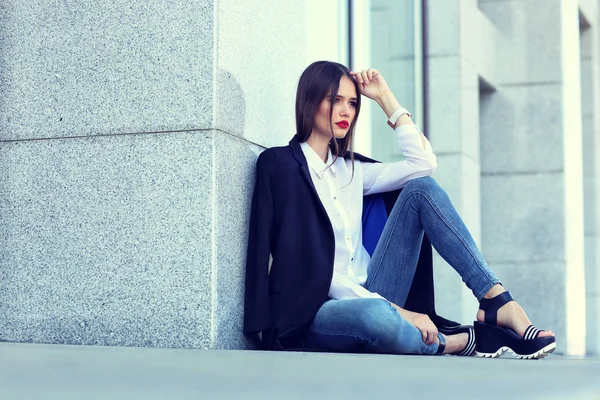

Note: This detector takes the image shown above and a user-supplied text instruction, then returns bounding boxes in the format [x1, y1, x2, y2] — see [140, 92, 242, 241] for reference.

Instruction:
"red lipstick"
[335, 120, 349, 129]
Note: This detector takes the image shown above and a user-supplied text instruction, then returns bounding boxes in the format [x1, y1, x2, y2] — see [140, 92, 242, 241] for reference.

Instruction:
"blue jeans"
[303, 176, 501, 355]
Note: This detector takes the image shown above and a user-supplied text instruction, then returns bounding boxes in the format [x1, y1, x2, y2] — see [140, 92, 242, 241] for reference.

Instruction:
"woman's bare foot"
[439, 333, 472, 355]
[477, 285, 555, 339]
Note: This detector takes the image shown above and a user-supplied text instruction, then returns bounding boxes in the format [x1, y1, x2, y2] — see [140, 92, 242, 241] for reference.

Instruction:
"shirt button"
[333, 196, 337, 200]
[345, 236, 351, 241]
[350, 257, 354, 262]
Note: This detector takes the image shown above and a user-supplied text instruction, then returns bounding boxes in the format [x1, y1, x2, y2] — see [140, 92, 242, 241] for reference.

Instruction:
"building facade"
[1, 0, 598, 356]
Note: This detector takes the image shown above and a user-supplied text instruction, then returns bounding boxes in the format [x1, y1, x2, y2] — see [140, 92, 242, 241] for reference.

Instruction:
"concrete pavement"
[0, 342, 599, 399]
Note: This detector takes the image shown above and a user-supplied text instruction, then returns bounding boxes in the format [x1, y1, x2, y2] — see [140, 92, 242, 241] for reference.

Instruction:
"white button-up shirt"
[299, 124, 437, 300]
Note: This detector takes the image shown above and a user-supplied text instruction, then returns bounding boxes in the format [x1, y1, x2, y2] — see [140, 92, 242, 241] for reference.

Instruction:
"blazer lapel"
[289, 135, 320, 197]
[288, 135, 333, 231]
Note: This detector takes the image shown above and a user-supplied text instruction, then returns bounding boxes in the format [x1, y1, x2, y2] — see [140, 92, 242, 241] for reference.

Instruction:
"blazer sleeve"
[244, 151, 274, 335]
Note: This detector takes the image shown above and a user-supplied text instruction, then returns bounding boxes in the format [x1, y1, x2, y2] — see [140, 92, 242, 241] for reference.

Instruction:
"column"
[0, 0, 306, 349]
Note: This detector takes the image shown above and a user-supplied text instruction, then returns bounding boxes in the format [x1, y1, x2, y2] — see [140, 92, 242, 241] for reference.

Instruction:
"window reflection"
[370, 0, 424, 162]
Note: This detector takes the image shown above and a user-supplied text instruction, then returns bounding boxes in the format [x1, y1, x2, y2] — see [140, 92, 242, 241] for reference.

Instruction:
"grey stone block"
[596, 236, 600, 291]
[579, 0, 599, 29]
[460, 157, 482, 242]
[432, 154, 464, 210]
[584, 175, 597, 236]
[433, 154, 481, 241]
[430, 163, 463, 322]
[460, 284, 479, 323]
[212, 132, 262, 350]
[431, 155, 482, 324]
[586, 293, 600, 355]
[584, 234, 599, 353]
[487, 261, 567, 351]
[0, 1, 214, 141]
[433, 234, 486, 325]
[215, 0, 305, 149]
[477, 0, 563, 85]
[461, 4, 500, 85]
[459, 60, 481, 163]
[585, 236, 598, 296]
[0, 130, 257, 349]
[433, 251, 465, 324]
[428, 57, 481, 159]
[581, 58, 595, 117]
[481, 173, 565, 263]
[426, 0, 460, 57]
[427, 56, 462, 155]
[580, 28, 594, 58]
[480, 84, 564, 174]
[582, 116, 596, 176]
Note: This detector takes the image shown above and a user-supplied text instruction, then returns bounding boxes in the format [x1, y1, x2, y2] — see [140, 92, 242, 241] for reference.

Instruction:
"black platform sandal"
[475, 291, 556, 359]
[438, 325, 476, 356]
[436, 328, 476, 356]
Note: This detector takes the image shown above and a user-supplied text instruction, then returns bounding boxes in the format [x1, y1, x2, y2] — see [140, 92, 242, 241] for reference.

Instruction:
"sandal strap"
[456, 327, 476, 356]
[479, 291, 514, 325]
[523, 325, 543, 340]
[436, 333, 446, 355]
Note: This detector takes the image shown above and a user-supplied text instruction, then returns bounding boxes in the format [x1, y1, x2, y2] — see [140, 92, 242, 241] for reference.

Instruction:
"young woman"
[244, 61, 556, 359]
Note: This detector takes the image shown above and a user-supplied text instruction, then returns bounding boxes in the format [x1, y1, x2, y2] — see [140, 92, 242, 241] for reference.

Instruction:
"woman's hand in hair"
[349, 68, 391, 102]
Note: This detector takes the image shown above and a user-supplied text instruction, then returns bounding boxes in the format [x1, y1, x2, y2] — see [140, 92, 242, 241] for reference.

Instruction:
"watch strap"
[387, 107, 412, 128]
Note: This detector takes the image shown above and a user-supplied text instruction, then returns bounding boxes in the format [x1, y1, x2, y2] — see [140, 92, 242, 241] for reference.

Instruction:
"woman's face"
[311, 75, 358, 141]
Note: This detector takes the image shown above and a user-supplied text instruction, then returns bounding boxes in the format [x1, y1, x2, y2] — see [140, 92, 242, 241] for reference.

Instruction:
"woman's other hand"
[389, 301, 439, 345]
[349, 68, 391, 102]
[408, 313, 439, 345]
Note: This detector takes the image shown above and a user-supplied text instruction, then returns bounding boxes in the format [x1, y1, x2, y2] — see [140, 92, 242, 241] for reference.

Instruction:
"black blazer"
[244, 135, 455, 350]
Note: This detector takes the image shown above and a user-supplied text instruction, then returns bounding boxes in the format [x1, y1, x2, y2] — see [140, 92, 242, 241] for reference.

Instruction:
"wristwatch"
[387, 107, 412, 128]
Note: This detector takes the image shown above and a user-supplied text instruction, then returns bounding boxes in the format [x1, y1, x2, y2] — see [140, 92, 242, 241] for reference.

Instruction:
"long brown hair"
[295, 61, 361, 171]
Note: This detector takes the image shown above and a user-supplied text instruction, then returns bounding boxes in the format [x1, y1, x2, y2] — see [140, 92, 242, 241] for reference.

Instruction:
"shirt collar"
[300, 141, 336, 179]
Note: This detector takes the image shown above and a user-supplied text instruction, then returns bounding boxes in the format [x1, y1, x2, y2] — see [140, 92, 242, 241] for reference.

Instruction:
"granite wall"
[0, 0, 304, 348]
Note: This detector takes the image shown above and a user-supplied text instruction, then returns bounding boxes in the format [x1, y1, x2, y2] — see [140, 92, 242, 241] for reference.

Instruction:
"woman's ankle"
[482, 284, 505, 300]
[442, 332, 469, 355]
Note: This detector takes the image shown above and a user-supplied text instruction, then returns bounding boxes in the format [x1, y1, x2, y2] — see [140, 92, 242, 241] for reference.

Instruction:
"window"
[306, 0, 425, 159]
[368, 0, 424, 162]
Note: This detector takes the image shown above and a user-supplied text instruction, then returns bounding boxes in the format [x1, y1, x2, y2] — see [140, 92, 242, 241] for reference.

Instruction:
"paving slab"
[0, 343, 599, 399]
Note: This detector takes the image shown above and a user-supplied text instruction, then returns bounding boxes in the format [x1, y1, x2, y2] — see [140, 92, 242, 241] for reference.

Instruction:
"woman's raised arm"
[350, 68, 426, 148]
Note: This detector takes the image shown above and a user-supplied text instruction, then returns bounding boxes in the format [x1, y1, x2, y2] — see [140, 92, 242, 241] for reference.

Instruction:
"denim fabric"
[364, 176, 500, 304]
[303, 298, 440, 354]
[303, 176, 500, 355]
